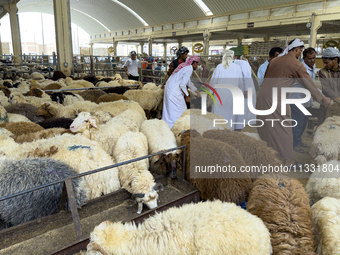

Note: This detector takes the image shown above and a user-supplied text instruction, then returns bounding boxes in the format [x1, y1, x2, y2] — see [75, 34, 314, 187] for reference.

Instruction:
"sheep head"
[25, 88, 43, 98]
[155, 150, 182, 178]
[132, 183, 163, 214]
[8, 92, 25, 104]
[70, 112, 99, 133]
[36, 102, 57, 119]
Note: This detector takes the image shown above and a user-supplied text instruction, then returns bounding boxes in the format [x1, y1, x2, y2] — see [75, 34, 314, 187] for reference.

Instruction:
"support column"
[203, 31, 211, 55]
[90, 43, 93, 55]
[163, 42, 167, 59]
[177, 39, 183, 49]
[236, 35, 244, 46]
[263, 36, 270, 42]
[310, 14, 322, 48]
[140, 42, 145, 54]
[148, 38, 153, 57]
[3, 3, 22, 63]
[0, 34, 3, 57]
[135, 44, 139, 54]
[53, 0, 73, 76]
[113, 41, 118, 57]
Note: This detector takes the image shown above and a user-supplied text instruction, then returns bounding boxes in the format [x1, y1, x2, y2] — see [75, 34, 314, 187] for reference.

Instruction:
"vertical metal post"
[65, 178, 83, 241]
[182, 145, 186, 180]
[41, 13, 45, 55]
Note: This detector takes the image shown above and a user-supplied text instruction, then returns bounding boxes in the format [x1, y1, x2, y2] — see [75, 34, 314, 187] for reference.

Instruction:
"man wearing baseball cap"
[123, 51, 141, 81]
[318, 47, 340, 125]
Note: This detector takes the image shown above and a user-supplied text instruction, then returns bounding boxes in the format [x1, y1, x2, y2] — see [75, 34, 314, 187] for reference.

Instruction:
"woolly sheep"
[180, 130, 252, 205]
[0, 132, 120, 200]
[84, 200, 272, 255]
[203, 130, 283, 170]
[5, 103, 44, 122]
[0, 85, 11, 98]
[142, 82, 159, 91]
[70, 109, 145, 156]
[63, 93, 84, 106]
[9, 91, 51, 107]
[102, 86, 130, 95]
[30, 72, 45, 80]
[42, 83, 63, 91]
[0, 121, 44, 136]
[305, 160, 340, 206]
[247, 174, 316, 255]
[96, 93, 128, 104]
[92, 100, 146, 119]
[0, 91, 10, 107]
[310, 116, 340, 164]
[0, 104, 8, 123]
[243, 131, 261, 140]
[140, 119, 181, 177]
[8, 81, 30, 94]
[113, 131, 162, 214]
[311, 197, 340, 255]
[0, 158, 87, 227]
[37, 117, 74, 129]
[8, 113, 31, 123]
[14, 128, 73, 143]
[78, 89, 107, 103]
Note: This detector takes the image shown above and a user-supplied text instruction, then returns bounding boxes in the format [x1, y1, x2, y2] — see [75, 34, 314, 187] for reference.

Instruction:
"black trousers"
[128, 75, 139, 81]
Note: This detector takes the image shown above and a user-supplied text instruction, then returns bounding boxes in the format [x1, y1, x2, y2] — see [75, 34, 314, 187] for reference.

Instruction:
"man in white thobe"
[163, 56, 201, 128]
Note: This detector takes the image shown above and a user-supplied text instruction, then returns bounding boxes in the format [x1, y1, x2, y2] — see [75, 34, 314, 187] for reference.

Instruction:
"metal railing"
[0, 145, 186, 241]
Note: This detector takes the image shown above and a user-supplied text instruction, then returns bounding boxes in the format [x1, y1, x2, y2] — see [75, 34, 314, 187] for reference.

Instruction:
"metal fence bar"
[43, 85, 140, 93]
[0, 145, 186, 202]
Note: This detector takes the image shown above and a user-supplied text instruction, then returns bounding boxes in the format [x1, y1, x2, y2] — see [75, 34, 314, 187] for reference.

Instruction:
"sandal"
[287, 161, 304, 171]
[293, 146, 305, 153]
[300, 141, 308, 148]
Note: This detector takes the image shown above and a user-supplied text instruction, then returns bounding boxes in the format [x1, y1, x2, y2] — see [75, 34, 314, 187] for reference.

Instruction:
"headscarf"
[278, 38, 304, 57]
[222, 49, 234, 69]
[171, 55, 200, 75]
[322, 47, 340, 58]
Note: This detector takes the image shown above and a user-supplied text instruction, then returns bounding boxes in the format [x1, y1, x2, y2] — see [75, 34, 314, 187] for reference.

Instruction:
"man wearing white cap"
[123, 51, 141, 81]
[256, 38, 331, 169]
[318, 47, 340, 125]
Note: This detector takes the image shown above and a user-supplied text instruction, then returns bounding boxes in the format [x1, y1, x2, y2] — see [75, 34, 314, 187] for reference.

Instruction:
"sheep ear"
[153, 183, 164, 192]
[89, 116, 99, 128]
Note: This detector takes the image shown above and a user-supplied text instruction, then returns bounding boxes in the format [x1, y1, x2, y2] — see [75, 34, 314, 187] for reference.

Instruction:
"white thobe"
[162, 65, 196, 129]
[210, 63, 243, 130]
[233, 59, 257, 127]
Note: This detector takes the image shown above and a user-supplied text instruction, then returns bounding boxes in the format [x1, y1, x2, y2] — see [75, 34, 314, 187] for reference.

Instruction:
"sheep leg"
[137, 202, 143, 214]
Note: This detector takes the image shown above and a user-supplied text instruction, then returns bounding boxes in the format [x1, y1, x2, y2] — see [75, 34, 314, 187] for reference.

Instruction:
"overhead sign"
[247, 22, 254, 28]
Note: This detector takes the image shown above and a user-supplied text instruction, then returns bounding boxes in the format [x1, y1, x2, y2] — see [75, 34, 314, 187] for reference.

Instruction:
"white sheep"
[70, 109, 145, 156]
[63, 94, 85, 106]
[171, 111, 231, 146]
[310, 116, 340, 164]
[0, 91, 10, 107]
[93, 100, 146, 119]
[9, 91, 52, 107]
[30, 72, 45, 80]
[312, 197, 340, 255]
[85, 200, 272, 255]
[306, 160, 340, 206]
[8, 81, 30, 94]
[142, 82, 159, 91]
[0, 129, 120, 200]
[113, 131, 162, 214]
[140, 119, 181, 177]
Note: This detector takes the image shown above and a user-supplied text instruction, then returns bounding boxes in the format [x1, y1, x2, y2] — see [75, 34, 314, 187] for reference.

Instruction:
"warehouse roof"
[0, 0, 322, 35]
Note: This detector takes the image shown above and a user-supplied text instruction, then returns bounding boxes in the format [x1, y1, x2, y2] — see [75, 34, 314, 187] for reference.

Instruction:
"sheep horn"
[153, 183, 164, 191]
[132, 193, 145, 199]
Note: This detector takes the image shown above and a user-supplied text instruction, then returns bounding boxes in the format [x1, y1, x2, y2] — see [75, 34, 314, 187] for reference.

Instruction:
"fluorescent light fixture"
[72, 8, 110, 32]
[112, 0, 149, 26]
[193, 0, 213, 16]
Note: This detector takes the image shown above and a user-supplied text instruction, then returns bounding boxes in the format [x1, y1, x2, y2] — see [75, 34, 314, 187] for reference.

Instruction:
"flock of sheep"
[0, 70, 339, 255]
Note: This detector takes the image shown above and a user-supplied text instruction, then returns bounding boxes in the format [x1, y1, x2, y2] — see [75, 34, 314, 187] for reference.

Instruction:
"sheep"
[8, 81, 30, 94]
[0, 104, 8, 123]
[180, 130, 252, 205]
[305, 160, 340, 206]
[70, 109, 145, 156]
[63, 93, 84, 106]
[14, 128, 73, 143]
[140, 119, 181, 177]
[96, 81, 110, 87]
[311, 197, 340, 255]
[36, 117, 74, 129]
[84, 200, 272, 255]
[8, 113, 31, 123]
[203, 130, 283, 170]
[142, 82, 159, 91]
[96, 93, 128, 104]
[102, 86, 130, 95]
[65, 79, 94, 89]
[5, 103, 44, 123]
[92, 100, 146, 119]
[246, 174, 316, 255]
[42, 82, 63, 91]
[9, 91, 52, 107]
[51, 70, 66, 81]
[310, 116, 340, 164]
[113, 131, 162, 214]
[0, 132, 120, 200]
[325, 97, 340, 119]
[0, 158, 87, 227]
[123, 89, 163, 119]
[0, 85, 11, 98]
[24, 88, 45, 98]
[172, 114, 230, 146]
[36, 101, 98, 119]
[243, 131, 262, 140]
[0, 121, 44, 136]
[78, 89, 107, 103]
[30, 72, 45, 80]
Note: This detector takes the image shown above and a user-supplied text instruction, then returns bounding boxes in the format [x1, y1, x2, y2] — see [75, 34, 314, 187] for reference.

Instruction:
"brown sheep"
[96, 93, 128, 104]
[203, 130, 283, 173]
[42, 83, 63, 93]
[180, 130, 252, 205]
[325, 97, 340, 119]
[78, 89, 106, 103]
[247, 174, 316, 255]
[25, 88, 44, 98]
[0, 85, 11, 98]
[5, 103, 44, 123]
[0, 121, 44, 137]
[14, 128, 73, 143]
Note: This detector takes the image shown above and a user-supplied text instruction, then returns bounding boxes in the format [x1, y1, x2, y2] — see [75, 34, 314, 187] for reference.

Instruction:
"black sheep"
[103, 86, 130, 95]
[37, 117, 74, 129]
